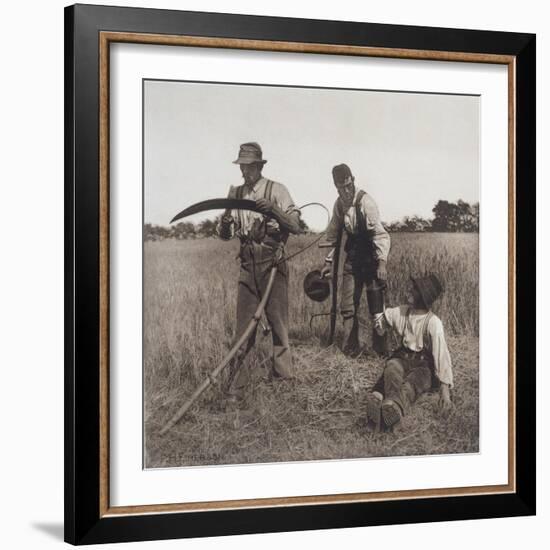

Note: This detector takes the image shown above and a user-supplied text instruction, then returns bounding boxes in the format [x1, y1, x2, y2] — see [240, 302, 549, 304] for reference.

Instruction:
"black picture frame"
[65, 3, 536, 545]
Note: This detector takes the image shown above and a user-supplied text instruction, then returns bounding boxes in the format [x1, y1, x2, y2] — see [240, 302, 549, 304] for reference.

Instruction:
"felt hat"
[233, 142, 267, 165]
[332, 163, 353, 183]
[410, 274, 443, 309]
[303, 270, 330, 302]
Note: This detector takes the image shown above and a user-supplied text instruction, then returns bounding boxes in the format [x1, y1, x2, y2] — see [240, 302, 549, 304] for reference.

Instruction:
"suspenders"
[236, 179, 273, 201]
[420, 311, 434, 352]
[236, 179, 274, 239]
[236, 185, 244, 230]
[264, 179, 274, 202]
[355, 189, 367, 234]
[401, 307, 434, 353]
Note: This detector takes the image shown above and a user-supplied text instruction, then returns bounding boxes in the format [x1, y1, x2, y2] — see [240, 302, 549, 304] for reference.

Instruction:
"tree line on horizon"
[385, 199, 479, 233]
[144, 199, 479, 241]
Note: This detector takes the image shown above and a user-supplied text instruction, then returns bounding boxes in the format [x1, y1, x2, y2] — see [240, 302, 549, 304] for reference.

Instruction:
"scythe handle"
[328, 227, 343, 345]
[160, 265, 278, 435]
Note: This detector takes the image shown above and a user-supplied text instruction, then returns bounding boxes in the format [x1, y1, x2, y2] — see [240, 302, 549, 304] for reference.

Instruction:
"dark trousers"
[372, 350, 434, 414]
[229, 242, 292, 392]
[340, 256, 377, 351]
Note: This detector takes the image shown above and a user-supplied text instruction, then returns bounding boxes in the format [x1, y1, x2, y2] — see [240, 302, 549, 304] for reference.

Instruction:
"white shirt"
[217, 177, 298, 239]
[382, 305, 454, 387]
[321, 188, 391, 262]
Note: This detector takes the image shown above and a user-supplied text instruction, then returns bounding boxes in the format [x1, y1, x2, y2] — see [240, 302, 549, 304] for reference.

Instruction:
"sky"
[144, 80, 479, 231]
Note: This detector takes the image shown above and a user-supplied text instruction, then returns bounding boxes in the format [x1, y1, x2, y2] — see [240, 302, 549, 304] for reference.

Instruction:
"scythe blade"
[170, 198, 261, 224]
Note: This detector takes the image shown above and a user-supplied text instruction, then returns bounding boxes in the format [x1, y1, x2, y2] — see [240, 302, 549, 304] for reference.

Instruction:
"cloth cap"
[233, 142, 267, 165]
[332, 163, 353, 183]
[303, 270, 330, 302]
[410, 274, 443, 309]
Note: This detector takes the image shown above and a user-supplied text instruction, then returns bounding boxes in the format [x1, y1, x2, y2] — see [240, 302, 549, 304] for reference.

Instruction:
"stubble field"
[144, 232, 479, 468]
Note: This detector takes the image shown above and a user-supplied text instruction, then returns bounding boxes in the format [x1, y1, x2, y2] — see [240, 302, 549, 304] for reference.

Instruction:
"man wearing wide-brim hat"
[364, 273, 454, 432]
[218, 142, 302, 401]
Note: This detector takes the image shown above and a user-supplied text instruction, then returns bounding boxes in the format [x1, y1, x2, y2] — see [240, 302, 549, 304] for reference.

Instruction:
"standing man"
[218, 142, 302, 401]
[320, 164, 390, 356]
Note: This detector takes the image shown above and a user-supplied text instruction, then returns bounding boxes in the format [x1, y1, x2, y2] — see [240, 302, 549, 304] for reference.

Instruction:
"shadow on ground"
[31, 522, 64, 541]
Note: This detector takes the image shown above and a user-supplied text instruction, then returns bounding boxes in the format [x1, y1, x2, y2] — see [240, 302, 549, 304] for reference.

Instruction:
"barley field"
[144, 232, 479, 468]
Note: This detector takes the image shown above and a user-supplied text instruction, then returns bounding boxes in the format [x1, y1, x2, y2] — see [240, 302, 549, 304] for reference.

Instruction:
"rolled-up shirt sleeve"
[361, 194, 391, 263]
[383, 305, 404, 331]
[374, 305, 400, 335]
[427, 317, 454, 387]
[265, 181, 300, 235]
[272, 182, 299, 216]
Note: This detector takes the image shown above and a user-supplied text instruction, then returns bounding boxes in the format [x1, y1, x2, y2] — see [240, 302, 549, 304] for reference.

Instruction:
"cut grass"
[145, 337, 478, 468]
[144, 234, 479, 468]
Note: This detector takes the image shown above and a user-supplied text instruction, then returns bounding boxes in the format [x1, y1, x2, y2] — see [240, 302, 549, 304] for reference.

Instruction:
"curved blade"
[170, 198, 260, 224]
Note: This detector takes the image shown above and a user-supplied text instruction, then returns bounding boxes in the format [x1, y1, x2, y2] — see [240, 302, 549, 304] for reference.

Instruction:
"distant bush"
[145, 213, 311, 240]
[145, 199, 478, 240]
[384, 200, 479, 233]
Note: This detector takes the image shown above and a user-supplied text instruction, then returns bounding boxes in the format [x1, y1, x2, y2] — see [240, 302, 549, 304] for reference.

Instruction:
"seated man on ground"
[365, 274, 454, 432]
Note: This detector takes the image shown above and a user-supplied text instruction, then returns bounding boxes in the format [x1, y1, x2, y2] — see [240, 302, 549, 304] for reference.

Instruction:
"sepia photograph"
[62, 3, 536, 545]
[142, 79, 480, 469]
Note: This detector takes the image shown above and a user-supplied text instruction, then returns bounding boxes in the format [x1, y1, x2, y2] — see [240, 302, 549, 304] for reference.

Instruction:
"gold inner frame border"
[98, 31, 517, 518]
